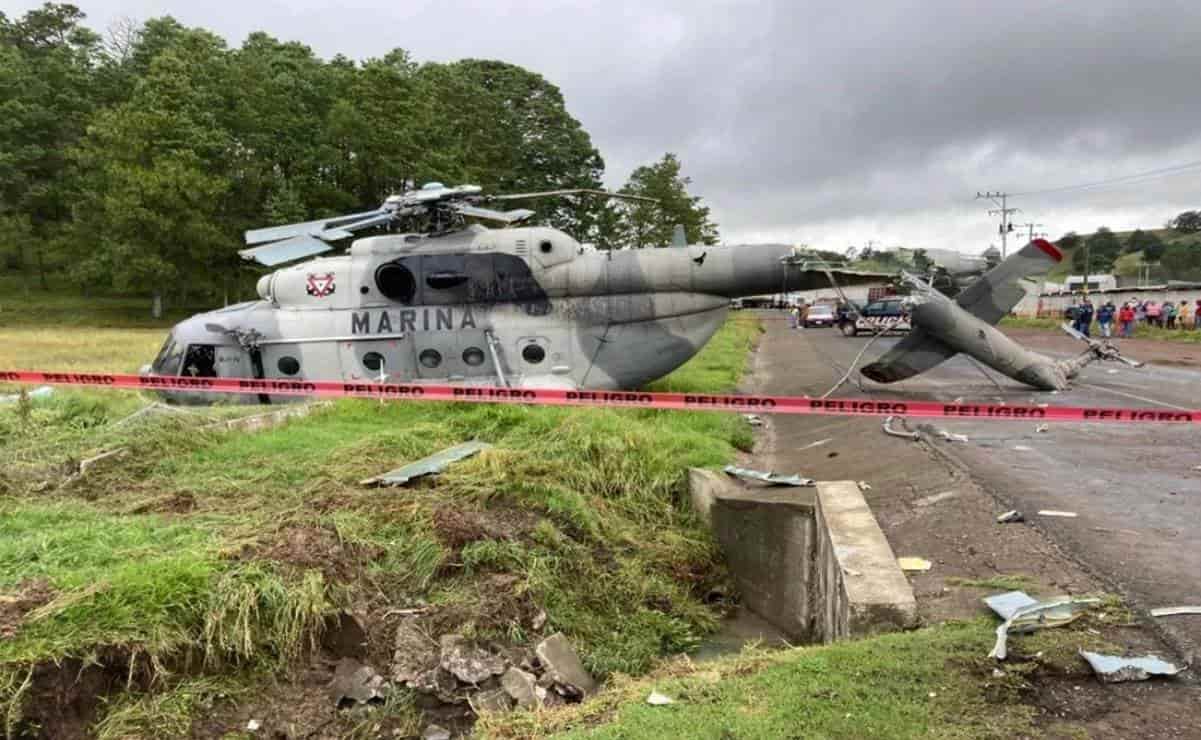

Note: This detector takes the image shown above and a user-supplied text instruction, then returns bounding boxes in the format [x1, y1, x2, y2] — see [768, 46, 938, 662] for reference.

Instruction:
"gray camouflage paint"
[861, 239, 1079, 390]
[149, 225, 885, 402]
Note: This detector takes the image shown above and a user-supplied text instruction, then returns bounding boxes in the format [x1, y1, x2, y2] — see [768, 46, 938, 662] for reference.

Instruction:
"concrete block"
[711, 485, 816, 641]
[687, 468, 737, 527]
[815, 480, 918, 640]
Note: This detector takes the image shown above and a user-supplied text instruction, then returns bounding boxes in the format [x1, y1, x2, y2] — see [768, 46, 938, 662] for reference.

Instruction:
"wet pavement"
[759, 314, 1201, 661]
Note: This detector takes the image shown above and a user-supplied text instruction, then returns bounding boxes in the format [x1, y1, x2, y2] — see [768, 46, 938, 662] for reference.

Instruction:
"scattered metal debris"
[1150, 606, 1201, 618]
[1038, 510, 1078, 518]
[883, 415, 919, 440]
[1079, 650, 1183, 683]
[857, 480, 872, 491]
[914, 491, 957, 508]
[0, 386, 53, 404]
[984, 591, 1038, 620]
[723, 465, 814, 487]
[646, 691, 675, 705]
[996, 510, 1024, 524]
[361, 440, 492, 486]
[1035, 424, 1049, 433]
[799, 438, 833, 450]
[987, 593, 1100, 660]
[246, 719, 262, 732]
[742, 414, 764, 426]
[937, 430, 970, 443]
[1013, 445, 1033, 451]
[898, 557, 933, 572]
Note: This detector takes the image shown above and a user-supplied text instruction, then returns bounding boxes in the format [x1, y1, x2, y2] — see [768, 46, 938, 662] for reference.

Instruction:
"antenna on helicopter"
[239, 183, 657, 266]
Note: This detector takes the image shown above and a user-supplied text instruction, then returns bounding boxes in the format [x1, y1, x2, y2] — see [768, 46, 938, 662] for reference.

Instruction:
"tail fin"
[860, 239, 1062, 384]
[954, 238, 1062, 324]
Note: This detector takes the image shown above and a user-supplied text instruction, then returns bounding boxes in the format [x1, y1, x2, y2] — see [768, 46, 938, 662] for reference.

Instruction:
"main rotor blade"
[244, 209, 387, 245]
[319, 212, 397, 240]
[238, 235, 333, 266]
[453, 204, 536, 223]
[488, 188, 659, 204]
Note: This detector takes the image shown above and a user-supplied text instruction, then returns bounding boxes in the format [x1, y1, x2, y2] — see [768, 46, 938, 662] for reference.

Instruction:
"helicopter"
[143, 182, 890, 403]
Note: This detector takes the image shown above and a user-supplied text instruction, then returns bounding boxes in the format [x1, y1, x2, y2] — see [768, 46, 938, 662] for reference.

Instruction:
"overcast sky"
[8, 0, 1201, 253]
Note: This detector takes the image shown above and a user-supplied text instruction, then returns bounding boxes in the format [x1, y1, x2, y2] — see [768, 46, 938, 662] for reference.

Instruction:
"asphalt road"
[764, 316, 1201, 660]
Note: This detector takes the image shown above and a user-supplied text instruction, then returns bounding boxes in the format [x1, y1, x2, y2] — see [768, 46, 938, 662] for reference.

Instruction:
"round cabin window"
[462, 347, 485, 367]
[375, 262, 416, 303]
[277, 356, 301, 375]
[362, 352, 385, 371]
[522, 344, 546, 364]
[539, 240, 553, 254]
[419, 349, 442, 368]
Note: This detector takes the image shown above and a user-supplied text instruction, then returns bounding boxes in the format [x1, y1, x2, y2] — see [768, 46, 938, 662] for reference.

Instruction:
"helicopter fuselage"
[145, 225, 806, 403]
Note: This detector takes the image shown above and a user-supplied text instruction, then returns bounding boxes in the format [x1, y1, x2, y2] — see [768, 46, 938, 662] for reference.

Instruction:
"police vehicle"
[839, 298, 911, 337]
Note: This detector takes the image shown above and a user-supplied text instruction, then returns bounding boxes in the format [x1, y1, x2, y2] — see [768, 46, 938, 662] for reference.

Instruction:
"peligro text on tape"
[2, 369, 1198, 425]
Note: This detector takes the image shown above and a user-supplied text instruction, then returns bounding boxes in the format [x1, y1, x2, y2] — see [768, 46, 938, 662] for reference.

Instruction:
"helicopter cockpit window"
[151, 335, 184, 375]
[375, 261, 417, 304]
[182, 344, 218, 377]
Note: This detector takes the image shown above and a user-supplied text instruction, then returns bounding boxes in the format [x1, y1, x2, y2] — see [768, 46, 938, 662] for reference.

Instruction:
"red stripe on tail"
[1032, 238, 1063, 262]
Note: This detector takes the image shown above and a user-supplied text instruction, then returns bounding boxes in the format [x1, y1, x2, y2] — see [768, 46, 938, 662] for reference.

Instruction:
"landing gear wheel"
[840, 323, 858, 337]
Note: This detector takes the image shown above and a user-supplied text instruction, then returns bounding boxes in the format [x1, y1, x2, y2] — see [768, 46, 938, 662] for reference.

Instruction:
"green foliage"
[1071, 227, 1121, 272]
[93, 676, 251, 740]
[3, 5, 700, 299]
[1124, 228, 1166, 261]
[611, 154, 719, 248]
[1056, 231, 1081, 252]
[1169, 209, 1201, 233]
[1161, 239, 1201, 281]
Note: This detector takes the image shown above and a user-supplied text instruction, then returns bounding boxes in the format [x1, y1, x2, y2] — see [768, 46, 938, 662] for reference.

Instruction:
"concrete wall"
[689, 470, 917, 643]
[1013, 286, 1201, 317]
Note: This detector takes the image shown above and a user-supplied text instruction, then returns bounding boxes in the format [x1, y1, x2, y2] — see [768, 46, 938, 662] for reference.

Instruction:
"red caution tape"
[2, 369, 1198, 424]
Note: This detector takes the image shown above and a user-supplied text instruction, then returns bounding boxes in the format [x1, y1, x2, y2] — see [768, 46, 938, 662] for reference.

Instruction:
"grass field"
[1001, 315, 1201, 343]
[0, 298, 764, 737]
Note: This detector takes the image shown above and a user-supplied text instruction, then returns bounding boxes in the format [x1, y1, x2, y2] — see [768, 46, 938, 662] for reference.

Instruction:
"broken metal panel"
[1150, 606, 1201, 618]
[361, 440, 492, 487]
[1079, 650, 1183, 683]
[722, 465, 814, 487]
[984, 591, 1038, 621]
[987, 594, 1100, 660]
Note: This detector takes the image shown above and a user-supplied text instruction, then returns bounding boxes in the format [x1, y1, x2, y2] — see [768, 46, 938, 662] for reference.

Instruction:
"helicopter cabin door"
[410, 253, 491, 381]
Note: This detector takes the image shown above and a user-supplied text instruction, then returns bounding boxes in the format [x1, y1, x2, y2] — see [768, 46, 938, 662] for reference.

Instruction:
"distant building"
[1064, 274, 1117, 292]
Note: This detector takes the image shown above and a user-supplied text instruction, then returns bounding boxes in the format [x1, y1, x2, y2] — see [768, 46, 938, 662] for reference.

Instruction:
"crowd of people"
[1066, 297, 1201, 338]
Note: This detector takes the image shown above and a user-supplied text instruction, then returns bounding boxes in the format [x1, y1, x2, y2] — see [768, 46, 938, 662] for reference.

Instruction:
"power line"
[1010, 159, 1201, 197]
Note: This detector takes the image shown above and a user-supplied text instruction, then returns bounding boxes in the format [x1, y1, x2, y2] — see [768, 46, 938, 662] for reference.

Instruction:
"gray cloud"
[8, 0, 1201, 250]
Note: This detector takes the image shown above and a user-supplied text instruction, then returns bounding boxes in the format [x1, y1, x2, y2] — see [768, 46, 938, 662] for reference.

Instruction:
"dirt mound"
[259, 526, 381, 583]
[432, 506, 538, 552]
[0, 577, 56, 639]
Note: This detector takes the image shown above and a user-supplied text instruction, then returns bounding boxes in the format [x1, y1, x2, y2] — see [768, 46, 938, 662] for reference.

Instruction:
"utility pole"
[1015, 222, 1045, 244]
[977, 192, 1020, 258]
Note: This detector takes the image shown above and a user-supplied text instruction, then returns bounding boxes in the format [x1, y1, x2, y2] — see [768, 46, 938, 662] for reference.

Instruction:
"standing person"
[798, 302, 809, 329]
[789, 304, 800, 329]
[1178, 301, 1190, 331]
[1118, 302, 1136, 338]
[1076, 298, 1094, 337]
[1096, 301, 1115, 338]
[1195, 299, 1201, 330]
[1134, 299, 1146, 326]
[1165, 300, 1177, 329]
[1145, 300, 1161, 328]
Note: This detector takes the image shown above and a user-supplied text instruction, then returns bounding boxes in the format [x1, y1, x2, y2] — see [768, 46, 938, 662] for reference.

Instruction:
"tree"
[1125, 229, 1165, 261]
[612, 153, 719, 248]
[1072, 227, 1121, 273]
[1160, 242, 1201, 280]
[0, 3, 100, 287]
[71, 26, 233, 313]
[1056, 231, 1081, 252]
[1169, 210, 1201, 234]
